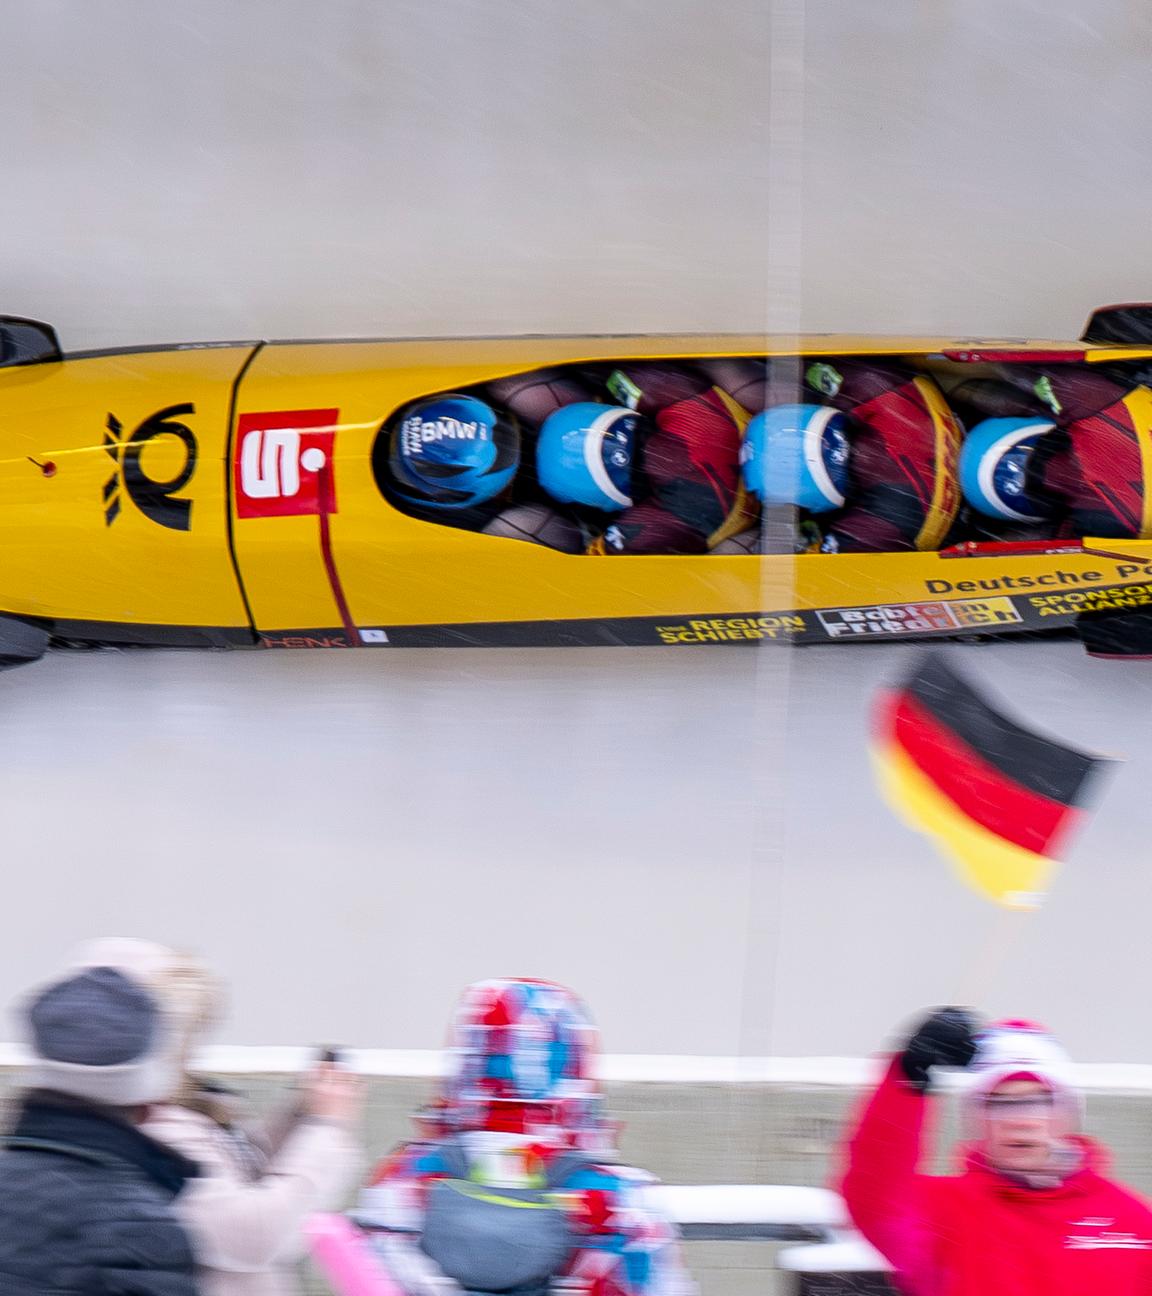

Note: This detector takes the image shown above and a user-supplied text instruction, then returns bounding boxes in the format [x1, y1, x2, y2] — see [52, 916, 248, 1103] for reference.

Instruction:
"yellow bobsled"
[2, 307, 1152, 664]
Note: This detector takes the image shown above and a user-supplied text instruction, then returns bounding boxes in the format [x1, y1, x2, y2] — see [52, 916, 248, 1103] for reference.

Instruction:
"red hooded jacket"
[841, 1058, 1152, 1296]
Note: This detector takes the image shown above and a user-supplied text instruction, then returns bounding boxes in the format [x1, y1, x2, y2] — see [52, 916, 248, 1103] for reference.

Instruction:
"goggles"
[982, 1093, 1056, 1121]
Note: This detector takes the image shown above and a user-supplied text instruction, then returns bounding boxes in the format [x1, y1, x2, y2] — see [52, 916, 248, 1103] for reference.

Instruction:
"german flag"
[872, 654, 1110, 909]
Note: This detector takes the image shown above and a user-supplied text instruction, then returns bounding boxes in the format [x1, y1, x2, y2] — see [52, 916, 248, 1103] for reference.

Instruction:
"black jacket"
[0, 1093, 201, 1295]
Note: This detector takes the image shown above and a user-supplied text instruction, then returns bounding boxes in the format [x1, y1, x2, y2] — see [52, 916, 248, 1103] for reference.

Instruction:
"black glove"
[899, 1007, 979, 1091]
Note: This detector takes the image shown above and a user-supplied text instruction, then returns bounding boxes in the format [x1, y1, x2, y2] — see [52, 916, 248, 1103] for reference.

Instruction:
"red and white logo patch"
[235, 409, 338, 519]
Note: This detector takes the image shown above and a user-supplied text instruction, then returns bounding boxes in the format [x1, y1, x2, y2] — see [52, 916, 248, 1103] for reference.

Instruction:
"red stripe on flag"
[875, 689, 1082, 856]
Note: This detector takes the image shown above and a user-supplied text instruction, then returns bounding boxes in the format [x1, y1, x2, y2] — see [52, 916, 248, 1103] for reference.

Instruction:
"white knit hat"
[66, 937, 225, 1072]
[966, 1019, 1083, 1124]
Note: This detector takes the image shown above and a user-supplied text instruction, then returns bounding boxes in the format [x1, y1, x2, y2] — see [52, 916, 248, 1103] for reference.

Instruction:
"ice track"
[1, 639, 1149, 1063]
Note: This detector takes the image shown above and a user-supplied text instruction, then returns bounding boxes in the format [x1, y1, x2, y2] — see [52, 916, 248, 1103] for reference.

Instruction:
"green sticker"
[1033, 375, 1062, 416]
[797, 519, 824, 553]
[607, 370, 643, 410]
[806, 363, 843, 398]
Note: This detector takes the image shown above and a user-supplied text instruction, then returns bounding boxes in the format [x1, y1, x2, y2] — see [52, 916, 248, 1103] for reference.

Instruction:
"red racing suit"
[589, 365, 754, 554]
[950, 367, 1152, 539]
[805, 360, 963, 553]
[840, 1058, 1152, 1296]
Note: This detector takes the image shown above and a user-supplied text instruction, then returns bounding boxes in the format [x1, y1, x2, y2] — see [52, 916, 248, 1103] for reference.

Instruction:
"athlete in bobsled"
[948, 365, 1152, 655]
[378, 393, 522, 531]
[708, 358, 965, 554]
[532, 362, 757, 554]
[354, 978, 695, 1296]
[790, 360, 964, 553]
[951, 365, 1152, 541]
[377, 383, 593, 552]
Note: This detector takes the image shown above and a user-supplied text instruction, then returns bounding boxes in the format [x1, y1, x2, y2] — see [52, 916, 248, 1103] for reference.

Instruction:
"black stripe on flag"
[901, 653, 1103, 807]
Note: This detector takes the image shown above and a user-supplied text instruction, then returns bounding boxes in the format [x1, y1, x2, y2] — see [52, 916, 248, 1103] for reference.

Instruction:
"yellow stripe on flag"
[872, 740, 1056, 910]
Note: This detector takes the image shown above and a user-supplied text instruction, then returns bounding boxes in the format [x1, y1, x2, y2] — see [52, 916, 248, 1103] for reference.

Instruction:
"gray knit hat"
[22, 965, 177, 1106]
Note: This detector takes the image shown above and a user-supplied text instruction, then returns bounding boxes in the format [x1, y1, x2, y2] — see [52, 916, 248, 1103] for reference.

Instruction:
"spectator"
[70, 938, 363, 1296]
[841, 1008, 1152, 1295]
[0, 957, 200, 1295]
[357, 976, 695, 1295]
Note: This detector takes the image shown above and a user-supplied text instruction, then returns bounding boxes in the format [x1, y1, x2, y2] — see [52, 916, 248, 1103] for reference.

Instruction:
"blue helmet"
[388, 394, 519, 511]
[535, 403, 640, 512]
[960, 417, 1056, 522]
[740, 403, 851, 513]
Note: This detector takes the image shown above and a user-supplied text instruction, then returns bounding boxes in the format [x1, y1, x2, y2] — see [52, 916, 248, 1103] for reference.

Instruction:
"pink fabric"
[307, 1215, 403, 1296]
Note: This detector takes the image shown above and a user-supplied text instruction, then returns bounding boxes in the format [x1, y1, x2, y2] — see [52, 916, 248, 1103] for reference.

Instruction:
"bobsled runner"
[2, 305, 1152, 667]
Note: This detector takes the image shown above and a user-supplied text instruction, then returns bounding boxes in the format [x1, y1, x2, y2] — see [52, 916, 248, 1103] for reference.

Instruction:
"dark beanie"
[22, 966, 175, 1105]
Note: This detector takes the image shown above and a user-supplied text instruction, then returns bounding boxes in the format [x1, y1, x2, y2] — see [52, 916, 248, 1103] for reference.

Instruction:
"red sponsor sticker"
[234, 409, 338, 519]
[818, 602, 961, 637]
